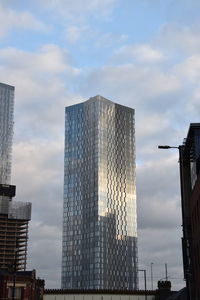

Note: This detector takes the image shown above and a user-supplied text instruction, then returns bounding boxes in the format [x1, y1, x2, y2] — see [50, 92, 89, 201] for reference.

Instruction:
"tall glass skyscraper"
[62, 95, 138, 290]
[0, 82, 14, 184]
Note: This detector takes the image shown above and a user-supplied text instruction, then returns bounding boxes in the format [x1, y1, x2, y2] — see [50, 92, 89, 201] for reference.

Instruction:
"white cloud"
[63, 25, 128, 49]
[37, 0, 118, 20]
[0, 45, 79, 76]
[0, 4, 48, 37]
[12, 140, 63, 195]
[157, 23, 200, 55]
[63, 25, 96, 44]
[11, 138, 64, 288]
[95, 33, 128, 49]
[113, 44, 165, 63]
[65, 26, 83, 43]
[131, 44, 165, 62]
[137, 156, 181, 229]
[0, 45, 80, 137]
[174, 54, 200, 83]
[78, 64, 181, 107]
[27, 221, 62, 288]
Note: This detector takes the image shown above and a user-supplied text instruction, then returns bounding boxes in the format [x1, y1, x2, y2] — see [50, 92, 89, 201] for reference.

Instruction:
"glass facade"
[0, 83, 14, 184]
[62, 96, 138, 290]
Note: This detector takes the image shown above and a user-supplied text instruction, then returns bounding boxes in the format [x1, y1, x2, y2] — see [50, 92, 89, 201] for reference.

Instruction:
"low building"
[44, 281, 176, 300]
[0, 269, 44, 299]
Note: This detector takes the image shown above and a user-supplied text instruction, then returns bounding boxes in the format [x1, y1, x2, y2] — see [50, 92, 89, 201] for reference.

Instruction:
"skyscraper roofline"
[0, 82, 15, 90]
[65, 95, 134, 111]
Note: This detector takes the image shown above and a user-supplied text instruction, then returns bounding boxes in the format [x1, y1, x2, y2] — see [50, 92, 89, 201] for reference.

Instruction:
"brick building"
[0, 269, 44, 300]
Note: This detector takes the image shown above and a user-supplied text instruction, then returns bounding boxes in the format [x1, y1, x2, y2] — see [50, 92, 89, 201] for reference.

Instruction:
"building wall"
[180, 123, 200, 300]
[62, 96, 137, 290]
[0, 213, 29, 270]
[0, 270, 44, 300]
[0, 82, 14, 184]
[190, 172, 200, 299]
[44, 294, 155, 300]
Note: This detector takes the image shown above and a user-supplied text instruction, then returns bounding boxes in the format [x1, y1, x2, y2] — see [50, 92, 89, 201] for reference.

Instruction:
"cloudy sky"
[0, 0, 200, 291]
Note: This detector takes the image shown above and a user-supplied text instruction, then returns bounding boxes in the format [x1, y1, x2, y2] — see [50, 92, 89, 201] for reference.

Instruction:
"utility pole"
[12, 239, 18, 300]
[151, 262, 154, 290]
[165, 263, 168, 281]
[139, 269, 147, 300]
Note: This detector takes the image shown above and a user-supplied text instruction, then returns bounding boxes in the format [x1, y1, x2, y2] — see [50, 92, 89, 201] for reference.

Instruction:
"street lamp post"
[12, 248, 17, 300]
[139, 269, 147, 300]
[165, 263, 168, 281]
[151, 262, 154, 290]
[158, 144, 192, 300]
[158, 146, 179, 149]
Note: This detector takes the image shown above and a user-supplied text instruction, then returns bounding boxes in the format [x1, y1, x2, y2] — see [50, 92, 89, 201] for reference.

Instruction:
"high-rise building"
[62, 95, 138, 290]
[0, 184, 31, 271]
[0, 82, 31, 271]
[179, 123, 200, 300]
[0, 82, 14, 184]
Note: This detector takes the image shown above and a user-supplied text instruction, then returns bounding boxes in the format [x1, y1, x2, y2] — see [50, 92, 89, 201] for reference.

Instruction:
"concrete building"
[62, 96, 137, 290]
[0, 184, 31, 271]
[0, 82, 31, 272]
[179, 123, 200, 299]
[45, 290, 155, 300]
[0, 82, 14, 185]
